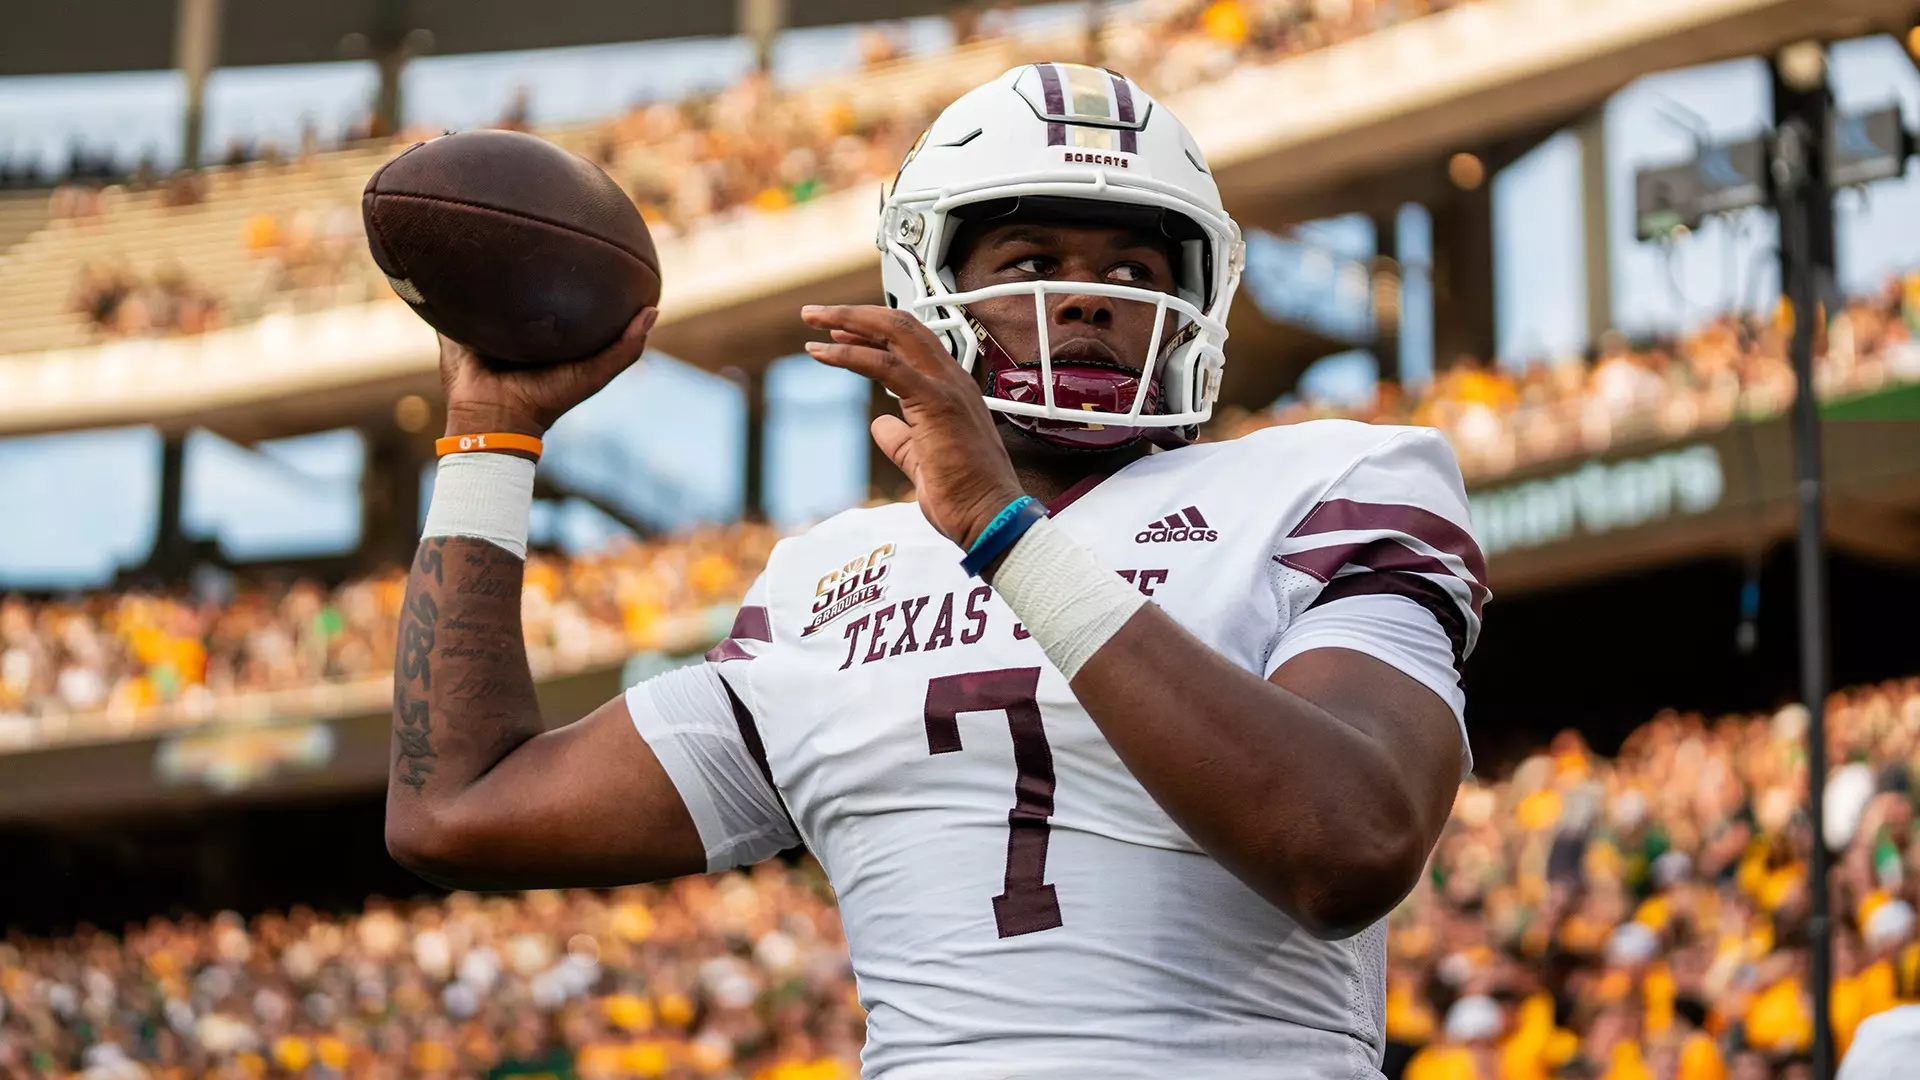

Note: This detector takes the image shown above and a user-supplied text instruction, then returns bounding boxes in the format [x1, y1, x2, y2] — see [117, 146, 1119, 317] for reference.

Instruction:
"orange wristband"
[435, 432, 544, 460]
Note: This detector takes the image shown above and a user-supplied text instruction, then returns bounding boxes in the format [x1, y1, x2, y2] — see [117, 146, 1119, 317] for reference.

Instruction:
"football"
[362, 129, 661, 366]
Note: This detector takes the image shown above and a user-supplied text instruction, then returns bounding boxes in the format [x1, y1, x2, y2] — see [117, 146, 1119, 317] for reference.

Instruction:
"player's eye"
[1108, 262, 1153, 283]
[1009, 256, 1057, 276]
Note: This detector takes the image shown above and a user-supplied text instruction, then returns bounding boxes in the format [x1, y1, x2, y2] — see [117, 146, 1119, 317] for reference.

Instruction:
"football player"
[387, 63, 1485, 1079]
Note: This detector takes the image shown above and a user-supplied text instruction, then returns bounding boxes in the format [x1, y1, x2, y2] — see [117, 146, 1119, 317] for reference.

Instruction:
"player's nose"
[1047, 283, 1115, 328]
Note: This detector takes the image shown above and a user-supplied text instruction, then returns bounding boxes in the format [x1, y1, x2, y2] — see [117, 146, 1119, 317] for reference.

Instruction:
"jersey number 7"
[924, 666, 1063, 938]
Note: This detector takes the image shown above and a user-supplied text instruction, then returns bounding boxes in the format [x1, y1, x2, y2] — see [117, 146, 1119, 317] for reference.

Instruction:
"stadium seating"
[3, 674, 1915, 1079]
[0, 191, 49, 254]
[0, 147, 396, 355]
[0, 0, 1485, 358]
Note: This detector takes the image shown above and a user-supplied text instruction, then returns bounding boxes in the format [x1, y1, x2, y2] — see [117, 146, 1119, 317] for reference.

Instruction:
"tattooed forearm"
[394, 687, 435, 791]
[388, 536, 546, 802]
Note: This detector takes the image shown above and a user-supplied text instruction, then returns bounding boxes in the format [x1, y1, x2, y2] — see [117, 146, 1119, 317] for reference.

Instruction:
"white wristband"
[421, 452, 536, 559]
[992, 516, 1149, 680]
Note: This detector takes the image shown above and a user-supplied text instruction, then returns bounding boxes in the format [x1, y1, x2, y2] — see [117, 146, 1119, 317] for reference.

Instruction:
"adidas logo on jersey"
[1135, 506, 1217, 544]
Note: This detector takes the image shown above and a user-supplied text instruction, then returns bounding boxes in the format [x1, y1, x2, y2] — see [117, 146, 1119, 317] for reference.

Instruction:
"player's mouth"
[1041, 336, 1133, 372]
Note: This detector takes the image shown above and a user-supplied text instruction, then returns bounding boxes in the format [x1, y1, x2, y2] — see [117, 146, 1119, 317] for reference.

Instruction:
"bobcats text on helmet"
[876, 62, 1246, 449]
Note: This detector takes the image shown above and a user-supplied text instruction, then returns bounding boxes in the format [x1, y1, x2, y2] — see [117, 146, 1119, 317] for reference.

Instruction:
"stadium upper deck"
[0, 0, 1908, 441]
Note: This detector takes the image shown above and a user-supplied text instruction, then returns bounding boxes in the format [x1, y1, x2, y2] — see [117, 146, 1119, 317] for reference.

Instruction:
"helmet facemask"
[875, 63, 1244, 450]
[914, 195, 1226, 451]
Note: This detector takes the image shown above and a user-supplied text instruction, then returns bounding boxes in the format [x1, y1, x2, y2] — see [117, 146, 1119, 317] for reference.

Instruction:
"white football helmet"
[877, 62, 1245, 448]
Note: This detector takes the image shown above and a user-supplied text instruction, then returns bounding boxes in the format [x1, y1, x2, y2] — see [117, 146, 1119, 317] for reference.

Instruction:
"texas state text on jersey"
[628, 421, 1486, 1080]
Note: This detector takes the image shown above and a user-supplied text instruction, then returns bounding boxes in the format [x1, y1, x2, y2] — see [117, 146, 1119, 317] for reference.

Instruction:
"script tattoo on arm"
[388, 536, 546, 800]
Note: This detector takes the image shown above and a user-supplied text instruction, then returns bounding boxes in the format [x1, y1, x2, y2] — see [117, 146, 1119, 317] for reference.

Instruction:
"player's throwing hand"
[439, 308, 658, 439]
[802, 304, 1026, 549]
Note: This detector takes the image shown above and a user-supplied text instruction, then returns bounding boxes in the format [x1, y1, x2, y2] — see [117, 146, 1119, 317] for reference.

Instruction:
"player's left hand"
[802, 304, 1026, 549]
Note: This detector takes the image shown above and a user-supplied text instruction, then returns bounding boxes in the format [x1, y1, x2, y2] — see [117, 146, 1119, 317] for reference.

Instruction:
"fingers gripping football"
[441, 308, 658, 438]
[802, 304, 1026, 550]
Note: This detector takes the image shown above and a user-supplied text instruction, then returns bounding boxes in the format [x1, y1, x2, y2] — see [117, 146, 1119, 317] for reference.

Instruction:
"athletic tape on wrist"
[421, 452, 536, 559]
[991, 516, 1149, 681]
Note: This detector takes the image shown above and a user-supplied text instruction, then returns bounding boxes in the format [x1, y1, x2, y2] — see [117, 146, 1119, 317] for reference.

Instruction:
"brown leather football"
[363, 130, 660, 366]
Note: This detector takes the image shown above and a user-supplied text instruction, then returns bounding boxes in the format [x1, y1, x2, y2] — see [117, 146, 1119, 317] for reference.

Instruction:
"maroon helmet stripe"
[1277, 540, 1487, 616]
[1307, 571, 1468, 678]
[1288, 498, 1488, 587]
[1035, 63, 1067, 146]
[704, 604, 770, 662]
[1109, 72, 1138, 153]
[1181, 506, 1210, 528]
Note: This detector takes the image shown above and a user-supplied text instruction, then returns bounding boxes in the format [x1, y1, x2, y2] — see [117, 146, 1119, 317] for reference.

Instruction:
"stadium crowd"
[1385, 676, 1920, 1080]
[4, 677, 1918, 1079]
[0, 865, 863, 1080]
[1215, 276, 1920, 480]
[6, 0, 1480, 195]
[8, 0, 1483, 338]
[585, 0, 1484, 237]
[0, 523, 779, 750]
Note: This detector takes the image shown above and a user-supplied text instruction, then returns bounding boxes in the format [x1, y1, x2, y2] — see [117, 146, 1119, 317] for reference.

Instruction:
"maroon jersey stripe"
[1181, 505, 1210, 528]
[719, 673, 802, 839]
[1306, 571, 1468, 677]
[1278, 539, 1487, 616]
[1287, 497, 1488, 587]
[704, 604, 771, 662]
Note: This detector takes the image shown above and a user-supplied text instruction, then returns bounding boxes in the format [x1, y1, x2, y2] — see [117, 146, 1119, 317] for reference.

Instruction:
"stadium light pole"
[1772, 42, 1835, 1079]
[173, 0, 223, 168]
[1775, 98, 1836, 1080]
[1629, 39, 1919, 1080]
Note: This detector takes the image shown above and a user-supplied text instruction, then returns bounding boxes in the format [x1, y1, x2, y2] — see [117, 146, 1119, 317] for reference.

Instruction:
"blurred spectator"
[234, 203, 389, 318]
[47, 179, 109, 221]
[499, 87, 534, 133]
[856, 26, 906, 69]
[71, 259, 223, 339]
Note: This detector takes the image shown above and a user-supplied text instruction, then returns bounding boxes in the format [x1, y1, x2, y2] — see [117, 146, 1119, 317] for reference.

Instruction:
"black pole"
[1371, 211, 1402, 386]
[1772, 112, 1833, 1080]
[733, 365, 768, 522]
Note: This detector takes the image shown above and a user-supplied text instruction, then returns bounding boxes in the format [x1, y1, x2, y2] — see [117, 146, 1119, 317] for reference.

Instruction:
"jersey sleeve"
[627, 575, 799, 872]
[1264, 427, 1487, 773]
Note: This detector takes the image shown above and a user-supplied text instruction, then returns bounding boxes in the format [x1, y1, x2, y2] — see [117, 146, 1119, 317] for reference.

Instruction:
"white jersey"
[628, 421, 1485, 1079]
